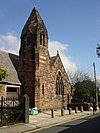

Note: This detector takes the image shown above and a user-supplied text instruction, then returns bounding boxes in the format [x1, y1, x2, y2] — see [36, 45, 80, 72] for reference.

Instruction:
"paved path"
[0, 109, 99, 133]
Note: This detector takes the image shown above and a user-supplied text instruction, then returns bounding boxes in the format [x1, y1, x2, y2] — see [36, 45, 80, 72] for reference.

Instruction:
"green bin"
[29, 107, 38, 115]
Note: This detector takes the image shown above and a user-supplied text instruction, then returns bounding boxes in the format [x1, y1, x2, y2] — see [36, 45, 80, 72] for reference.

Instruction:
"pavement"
[0, 109, 100, 133]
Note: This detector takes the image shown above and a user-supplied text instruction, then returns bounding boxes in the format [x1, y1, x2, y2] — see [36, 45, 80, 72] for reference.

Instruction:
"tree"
[0, 68, 7, 81]
[68, 70, 91, 86]
[68, 69, 99, 103]
[73, 79, 97, 102]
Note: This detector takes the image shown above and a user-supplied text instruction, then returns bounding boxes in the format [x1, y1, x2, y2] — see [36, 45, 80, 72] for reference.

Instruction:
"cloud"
[48, 40, 78, 75]
[0, 34, 78, 76]
[0, 33, 20, 55]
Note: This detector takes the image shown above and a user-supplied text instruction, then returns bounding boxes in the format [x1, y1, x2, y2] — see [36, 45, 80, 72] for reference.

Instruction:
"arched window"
[56, 72, 64, 95]
[40, 31, 45, 46]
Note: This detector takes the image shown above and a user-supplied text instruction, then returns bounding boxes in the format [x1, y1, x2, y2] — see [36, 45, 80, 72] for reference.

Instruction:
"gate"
[0, 95, 29, 126]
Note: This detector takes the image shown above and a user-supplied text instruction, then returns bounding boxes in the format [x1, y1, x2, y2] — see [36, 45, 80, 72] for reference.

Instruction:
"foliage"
[0, 68, 7, 81]
[73, 79, 96, 102]
[68, 70, 91, 86]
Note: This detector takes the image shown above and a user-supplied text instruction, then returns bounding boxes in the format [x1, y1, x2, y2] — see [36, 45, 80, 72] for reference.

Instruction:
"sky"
[0, 0, 100, 80]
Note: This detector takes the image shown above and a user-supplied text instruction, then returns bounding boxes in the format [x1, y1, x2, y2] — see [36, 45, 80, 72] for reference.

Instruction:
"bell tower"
[18, 7, 48, 107]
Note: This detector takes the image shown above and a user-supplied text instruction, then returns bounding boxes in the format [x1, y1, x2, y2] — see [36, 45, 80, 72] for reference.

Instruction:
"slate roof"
[50, 52, 61, 67]
[0, 50, 21, 85]
[50, 56, 58, 67]
[0, 50, 59, 85]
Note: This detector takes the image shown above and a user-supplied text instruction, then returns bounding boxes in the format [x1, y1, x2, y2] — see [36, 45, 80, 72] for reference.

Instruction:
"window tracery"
[56, 72, 64, 95]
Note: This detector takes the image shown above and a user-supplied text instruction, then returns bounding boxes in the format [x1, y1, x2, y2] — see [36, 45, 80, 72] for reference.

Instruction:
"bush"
[67, 102, 90, 111]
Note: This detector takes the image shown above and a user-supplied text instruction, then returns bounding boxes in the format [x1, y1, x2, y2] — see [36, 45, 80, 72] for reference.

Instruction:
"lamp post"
[93, 62, 98, 106]
[96, 44, 100, 105]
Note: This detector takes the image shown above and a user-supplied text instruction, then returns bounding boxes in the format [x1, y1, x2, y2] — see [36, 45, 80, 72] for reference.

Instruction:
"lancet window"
[40, 31, 45, 46]
[56, 72, 64, 95]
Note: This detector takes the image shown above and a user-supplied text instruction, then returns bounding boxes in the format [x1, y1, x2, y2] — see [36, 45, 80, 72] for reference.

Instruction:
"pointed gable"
[50, 52, 63, 67]
[21, 7, 48, 37]
[50, 56, 57, 67]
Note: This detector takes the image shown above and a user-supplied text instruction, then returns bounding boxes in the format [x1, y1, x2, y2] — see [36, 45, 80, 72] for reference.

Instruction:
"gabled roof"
[50, 52, 62, 67]
[0, 50, 21, 85]
[50, 55, 58, 67]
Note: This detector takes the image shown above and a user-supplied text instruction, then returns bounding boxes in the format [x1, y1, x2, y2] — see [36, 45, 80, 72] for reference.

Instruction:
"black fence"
[0, 94, 29, 126]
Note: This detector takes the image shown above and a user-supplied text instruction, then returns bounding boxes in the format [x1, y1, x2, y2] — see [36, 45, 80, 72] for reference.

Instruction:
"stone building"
[0, 7, 72, 110]
[18, 7, 72, 109]
[0, 51, 21, 99]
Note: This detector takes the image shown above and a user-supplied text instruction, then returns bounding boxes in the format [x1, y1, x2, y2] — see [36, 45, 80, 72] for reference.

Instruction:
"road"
[31, 113, 100, 133]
